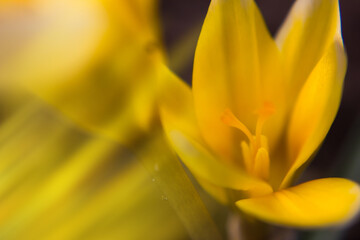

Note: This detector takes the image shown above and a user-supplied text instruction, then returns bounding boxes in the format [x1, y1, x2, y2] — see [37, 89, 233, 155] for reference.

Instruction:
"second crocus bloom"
[160, 0, 360, 227]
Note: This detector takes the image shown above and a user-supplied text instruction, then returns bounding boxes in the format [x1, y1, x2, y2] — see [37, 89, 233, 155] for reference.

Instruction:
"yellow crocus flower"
[160, 0, 360, 227]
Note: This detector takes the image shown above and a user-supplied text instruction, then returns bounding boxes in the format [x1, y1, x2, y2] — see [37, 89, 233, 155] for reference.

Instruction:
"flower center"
[221, 102, 275, 180]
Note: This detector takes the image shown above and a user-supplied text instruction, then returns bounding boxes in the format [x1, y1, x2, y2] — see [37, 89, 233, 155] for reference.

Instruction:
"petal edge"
[237, 178, 360, 228]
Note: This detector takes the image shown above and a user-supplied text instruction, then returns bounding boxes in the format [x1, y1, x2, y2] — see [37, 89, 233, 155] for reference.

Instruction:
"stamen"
[255, 117, 265, 149]
[260, 135, 269, 151]
[221, 109, 255, 145]
[253, 147, 270, 180]
[240, 141, 252, 172]
[221, 104, 274, 181]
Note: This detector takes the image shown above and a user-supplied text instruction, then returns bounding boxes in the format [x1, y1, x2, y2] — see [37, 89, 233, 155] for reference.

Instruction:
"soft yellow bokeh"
[0, 0, 198, 239]
[0, 0, 164, 145]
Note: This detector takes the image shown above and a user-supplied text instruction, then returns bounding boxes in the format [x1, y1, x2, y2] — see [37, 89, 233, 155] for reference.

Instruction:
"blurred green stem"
[134, 128, 223, 240]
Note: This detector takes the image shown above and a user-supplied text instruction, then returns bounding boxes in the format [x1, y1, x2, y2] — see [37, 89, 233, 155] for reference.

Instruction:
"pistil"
[221, 102, 275, 180]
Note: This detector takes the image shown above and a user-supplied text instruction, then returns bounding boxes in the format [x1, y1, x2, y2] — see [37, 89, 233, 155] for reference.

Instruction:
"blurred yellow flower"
[0, 1, 197, 239]
[160, 0, 360, 227]
[0, 0, 163, 145]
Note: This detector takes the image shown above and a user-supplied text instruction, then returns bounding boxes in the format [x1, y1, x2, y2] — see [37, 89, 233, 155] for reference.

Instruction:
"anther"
[253, 148, 270, 180]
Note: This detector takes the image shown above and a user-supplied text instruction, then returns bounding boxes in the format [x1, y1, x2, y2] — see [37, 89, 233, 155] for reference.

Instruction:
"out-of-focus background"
[161, 0, 360, 239]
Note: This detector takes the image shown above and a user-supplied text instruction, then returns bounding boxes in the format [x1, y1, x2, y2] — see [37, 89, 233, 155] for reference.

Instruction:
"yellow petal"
[276, 0, 341, 103]
[193, 0, 283, 161]
[281, 39, 346, 188]
[158, 66, 202, 142]
[236, 178, 360, 228]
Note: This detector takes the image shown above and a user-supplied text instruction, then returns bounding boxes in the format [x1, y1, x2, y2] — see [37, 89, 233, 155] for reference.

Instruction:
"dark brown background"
[160, 0, 360, 239]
